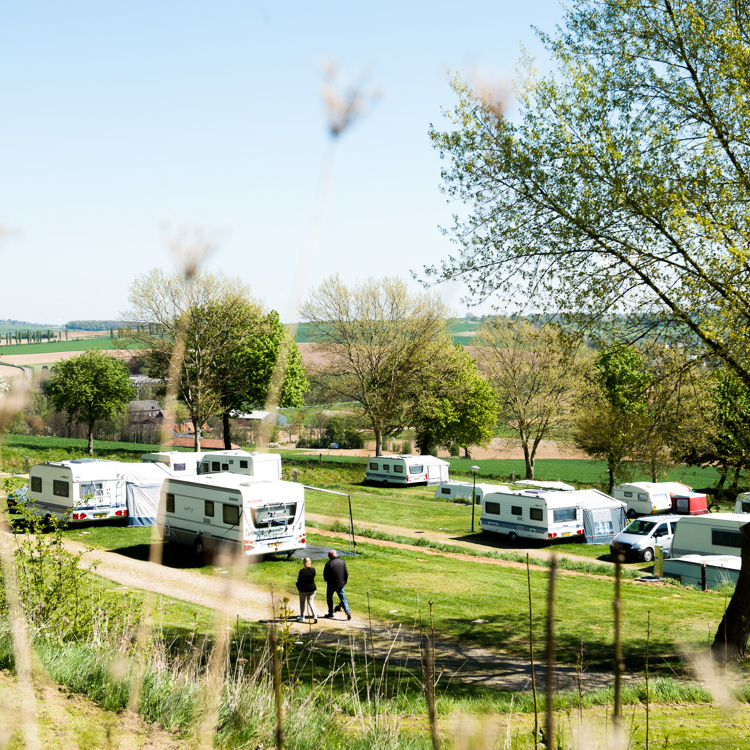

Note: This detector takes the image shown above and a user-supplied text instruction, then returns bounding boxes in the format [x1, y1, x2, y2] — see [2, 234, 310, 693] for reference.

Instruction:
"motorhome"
[612, 481, 692, 517]
[157, 473, 305, 560]
[366, 455, 450, 486]
[670, 513, 749, 558]
[28, 459, 128, 523]
[434, 481, 511, 504]
[198, 450, 282, 481]
[141, 451, 206, 475]
[479, 488, 626, 543]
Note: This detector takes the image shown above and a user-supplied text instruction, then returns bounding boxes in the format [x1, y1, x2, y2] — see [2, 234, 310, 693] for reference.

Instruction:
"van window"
[638, 493, 648, 501]
[624, 492, 633, 498]
[530, 508, 543, 521]
[441, 488, 451, 495]
[205, 501, 214, 517]
[712, 529, 742, 549]
[409, 465, 424, 474]
[166, 493, 175, 513]
[654, 523, 669, 538]
[485, 501, 501, 515]
[223, 504, 240, 525]
[369, 462, 378, 470]
[174, 463, 186, 472]
[553, 508, 577, 523]
[31, 476, 42, 493]
[212, 462, 220, 472]
[393, 465, 404, 473]
[511, 505, 522, 516]
[240, 460, 248, 469]
[53, 480, 69, 498]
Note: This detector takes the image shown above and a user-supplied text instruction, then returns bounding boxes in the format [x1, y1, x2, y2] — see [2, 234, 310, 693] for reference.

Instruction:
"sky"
[0, 0, 565, 326]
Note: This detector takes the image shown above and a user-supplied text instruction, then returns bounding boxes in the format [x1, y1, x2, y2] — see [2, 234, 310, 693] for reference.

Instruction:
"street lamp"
[470, 465, 480, 532]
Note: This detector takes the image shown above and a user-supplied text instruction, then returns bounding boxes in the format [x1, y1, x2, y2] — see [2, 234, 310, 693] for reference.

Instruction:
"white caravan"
[664, 555, 741, 590]
[158, 473, 305, 560]
[479, 488, 626, 543]
[199, 450, 282, 481]
[366, 455, 450, 486]
[28, 459, 127, 523]
[612, 481, 692, 517]
[734, 493, 750, 514]
[141, 451, 206, 475]
[670, 513, 749, 558]
[434, 482, 511, 504]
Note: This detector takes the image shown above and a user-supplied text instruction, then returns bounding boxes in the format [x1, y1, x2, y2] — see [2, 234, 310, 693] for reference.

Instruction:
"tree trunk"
[194, 425, 202, 452]
[731, 464, 743, 493]
[650, 458, 658, 483]
[523, 443, 534, 479]
[374, 427, 382, 456]
[463, 445, 471, 458]
[87, 424, 94, 456]
[607, 457, 617, 495]
[223, 412, 232, 450]
[717, 463, 728, 491]
[712, 523, 750, 660]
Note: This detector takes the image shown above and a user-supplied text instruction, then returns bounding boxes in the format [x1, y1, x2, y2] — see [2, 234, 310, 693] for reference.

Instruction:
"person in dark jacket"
[322, 549, 351, 620]
[295, 557, 318, 623]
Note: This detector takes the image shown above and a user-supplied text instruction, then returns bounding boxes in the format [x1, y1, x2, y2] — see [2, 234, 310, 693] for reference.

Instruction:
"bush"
[449, 443, 461, 457]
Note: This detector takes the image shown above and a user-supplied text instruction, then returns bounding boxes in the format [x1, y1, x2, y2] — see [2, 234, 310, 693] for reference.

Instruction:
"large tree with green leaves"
[429, 0, 750, 384]
[43, 349, 135, 455]
[300, 275, 449, 455]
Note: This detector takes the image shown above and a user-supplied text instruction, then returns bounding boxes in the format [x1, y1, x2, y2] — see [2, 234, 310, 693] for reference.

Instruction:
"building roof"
[128, 400, 162, 411]
[163, 437, 240, 450]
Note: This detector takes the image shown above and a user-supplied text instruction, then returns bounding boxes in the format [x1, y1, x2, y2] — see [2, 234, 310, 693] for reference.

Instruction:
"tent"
[123, 463, 173, 526]
[579, 491, 627, 544]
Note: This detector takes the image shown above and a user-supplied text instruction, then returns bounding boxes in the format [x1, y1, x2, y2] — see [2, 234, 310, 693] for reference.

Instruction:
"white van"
[670, 513, 748, 558]
[199, 450, 282, 481]
[141, 451, 206, 475]
[158, 473, 305, 560]
[612, 481, 692, 517]
[28, 459, 127, 523]
[609, 515, 681, 562]
[366, 455, 450, 486]
[434, 481, 511, 504]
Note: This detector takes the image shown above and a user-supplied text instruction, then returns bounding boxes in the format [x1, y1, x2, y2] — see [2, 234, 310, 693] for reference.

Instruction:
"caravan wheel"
[508, 531, 519, 543]
[627, 509, 636, 520]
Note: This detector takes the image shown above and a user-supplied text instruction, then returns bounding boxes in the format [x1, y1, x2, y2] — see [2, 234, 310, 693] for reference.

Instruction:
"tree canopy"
[43, 349, 135, 455]
[429, 0, 750, 386]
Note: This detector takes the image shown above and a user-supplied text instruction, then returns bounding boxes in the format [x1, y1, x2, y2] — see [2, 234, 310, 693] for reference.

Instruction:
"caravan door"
[427, 463, 445, 485]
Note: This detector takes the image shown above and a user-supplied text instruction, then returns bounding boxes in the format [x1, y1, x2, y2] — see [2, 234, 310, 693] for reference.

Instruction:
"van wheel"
[508, 531, 519, 542]
[194, 538, 206, 565]
[627, 509, 636, 520]
[642, 548, 654, 563]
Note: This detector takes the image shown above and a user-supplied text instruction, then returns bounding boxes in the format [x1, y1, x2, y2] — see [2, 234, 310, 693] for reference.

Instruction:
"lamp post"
[471, 465, 480, 532]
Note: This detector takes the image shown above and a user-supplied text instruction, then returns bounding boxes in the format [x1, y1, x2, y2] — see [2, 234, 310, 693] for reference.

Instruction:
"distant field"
[291, 319, 482, 346]
[0, 338, 144, 355]
[0, 325, 63, 335]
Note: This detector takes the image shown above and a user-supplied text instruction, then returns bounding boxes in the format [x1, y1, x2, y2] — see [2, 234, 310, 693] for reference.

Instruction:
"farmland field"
[0, 337, 144, 355]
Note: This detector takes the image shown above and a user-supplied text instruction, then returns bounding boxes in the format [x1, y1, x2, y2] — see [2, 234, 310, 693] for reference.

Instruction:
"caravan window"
[223, 504, 240, 525]
[222, 464, 229, 471]
[212, 462, 220, 472]
[31, 476, 42, 493]
[240, 460, 248, 469]
[511, 505, 522, 517]
[79, 482, 103, 500]
[638, 493, 648, 501]
[382, 464, 390, 471]
[166, 493, 175, 513]
[441, 488, 451, 495]
[204, 501, 214, 517]
[529, 508, 543, 521]
[553, 508, 576, 523]
[369, 462, 378, 470]
[712, 529, 742, 549]
[251, 503, 297, 529]
[394, 465, 404, 473]
[174, 463, 186, 472]
[624, 492, 633, 498]
[409, 465, 424, 474]
[485, 501, 500, 515]
[53, 480, 69, 498]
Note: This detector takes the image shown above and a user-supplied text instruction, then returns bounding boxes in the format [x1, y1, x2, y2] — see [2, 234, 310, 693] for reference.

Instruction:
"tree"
[474, 318, 584, 478]
[43, 350, 135, 455]
[125, 269, 307, 451]
[299, 275, 449, 455]
[410, 342, 498, 458]
[429, 0, 750, 389]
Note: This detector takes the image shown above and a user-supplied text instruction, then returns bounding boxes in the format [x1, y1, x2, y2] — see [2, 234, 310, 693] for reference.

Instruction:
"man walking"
[322, 549, 351, 620]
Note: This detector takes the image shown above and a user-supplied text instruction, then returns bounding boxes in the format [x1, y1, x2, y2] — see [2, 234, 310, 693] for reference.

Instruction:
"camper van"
[198, 450, 282, 481]
[479, 488, 626, 543]
[158, 473, 305, 560]
[28, 459, 127, 522]
[612, 481, 692, 517]
[434, 482, 511, 504]
[366, 455, 450, 486]
[141, 451, 206, 475]
[670, 513, 749, 558]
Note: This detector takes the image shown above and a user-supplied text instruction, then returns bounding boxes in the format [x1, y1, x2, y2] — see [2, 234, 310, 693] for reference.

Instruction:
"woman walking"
[296, 556, 318, 623]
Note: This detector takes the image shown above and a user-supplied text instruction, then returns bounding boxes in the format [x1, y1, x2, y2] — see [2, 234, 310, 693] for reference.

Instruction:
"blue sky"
[0, 1, 564, 325]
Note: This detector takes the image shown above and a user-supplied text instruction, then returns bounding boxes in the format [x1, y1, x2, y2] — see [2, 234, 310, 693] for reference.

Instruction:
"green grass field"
[0, 337, 144, 355]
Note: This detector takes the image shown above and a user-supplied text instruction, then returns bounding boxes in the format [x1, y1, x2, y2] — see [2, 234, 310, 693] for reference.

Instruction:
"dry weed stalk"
[545, 555, 556, 750]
